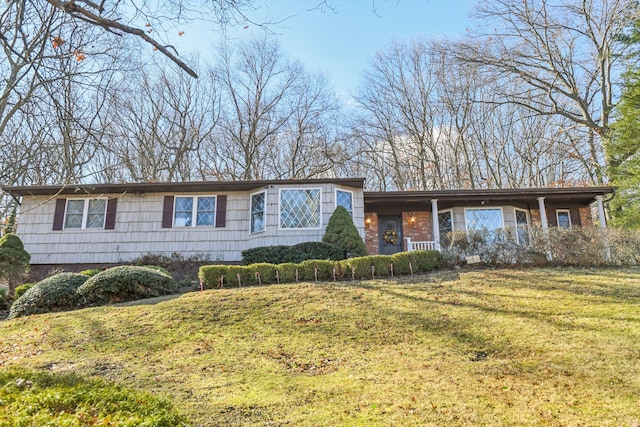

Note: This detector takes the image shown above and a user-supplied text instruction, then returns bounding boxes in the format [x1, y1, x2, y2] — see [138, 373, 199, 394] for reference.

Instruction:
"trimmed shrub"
[297, 259, 336, 281]
[342, 255, 392, 280]
[288, 241, 345, 263]
[141, 265, 171, 277]
[8, 273, 88, 319]
[0, 233, 30, 295]
[13, 283, 35, 299]
[323, 206, 367, 258]
[242, 245, 290, 265]
[77, 266, 176, 306]
[275, 263, 301, 283]
[247, 263, 278, 285]
[410, 250, 445, 272]
[390, 252, 414, 275]
[199, 265, 228, 289]
[223, 265, 256, 287]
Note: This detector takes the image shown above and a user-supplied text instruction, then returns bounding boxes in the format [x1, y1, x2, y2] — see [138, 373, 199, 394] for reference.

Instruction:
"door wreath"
[382, 228, 399, 245]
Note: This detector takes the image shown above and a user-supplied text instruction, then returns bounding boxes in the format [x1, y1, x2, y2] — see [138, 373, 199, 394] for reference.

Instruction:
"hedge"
[199, 250, 443, 288]
[241, 241, 345, 265]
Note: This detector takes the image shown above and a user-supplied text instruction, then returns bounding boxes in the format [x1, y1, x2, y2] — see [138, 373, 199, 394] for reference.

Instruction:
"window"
[280, 189, 321, 229]
[251, 191, 265, 233]
[174, 196, 216, 227]
[515, 208, 529, 244]
[556, 209, 571, 229]
[64, 199, 107, 229]
[465, 208, 504, 238]
[336, 189, 353, 216]
[438, 210, 453, 245]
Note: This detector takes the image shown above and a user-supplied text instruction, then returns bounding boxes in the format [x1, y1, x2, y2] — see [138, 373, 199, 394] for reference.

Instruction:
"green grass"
[1, 267, 640, 426]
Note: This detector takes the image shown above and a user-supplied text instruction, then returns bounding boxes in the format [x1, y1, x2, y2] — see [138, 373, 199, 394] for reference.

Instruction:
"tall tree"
[452, 0, 639, 184]
[608, 21, 640, 228]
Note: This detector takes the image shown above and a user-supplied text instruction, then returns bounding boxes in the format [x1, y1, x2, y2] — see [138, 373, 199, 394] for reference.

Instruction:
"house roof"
[364, 186, 615, 211]
[2, 178, 366, 197]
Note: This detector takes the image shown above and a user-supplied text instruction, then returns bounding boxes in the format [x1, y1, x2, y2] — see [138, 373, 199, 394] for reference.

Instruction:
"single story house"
[1, 179, 614, 270]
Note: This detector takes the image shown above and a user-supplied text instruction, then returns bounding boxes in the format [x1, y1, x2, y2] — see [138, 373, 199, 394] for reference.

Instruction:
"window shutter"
[162, 196, 174, 228]
[53, 199, 66, 230]
[215, 195, 227, 228]
[104, 198, 118, 230]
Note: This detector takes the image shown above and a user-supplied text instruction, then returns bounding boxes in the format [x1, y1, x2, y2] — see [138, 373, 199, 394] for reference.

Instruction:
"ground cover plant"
[0, 268, 639, 426]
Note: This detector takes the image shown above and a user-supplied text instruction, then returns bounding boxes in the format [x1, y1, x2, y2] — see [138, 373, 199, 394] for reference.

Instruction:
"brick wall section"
[402, 211, 433, 243]
[579, 207, 594, 227]
[530, 209, 541, 225]
[364, 212, 379, 255]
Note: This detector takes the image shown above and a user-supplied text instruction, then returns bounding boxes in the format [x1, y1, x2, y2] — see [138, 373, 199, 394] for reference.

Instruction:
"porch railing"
[406, 237, 439, 252]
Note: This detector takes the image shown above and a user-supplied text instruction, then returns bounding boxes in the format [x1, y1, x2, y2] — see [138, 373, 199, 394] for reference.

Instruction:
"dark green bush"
[8, 273, 88, 319]
[322, 206, 367, 257]
[223, 265, 256, 287]
[0, 233, 30, 295]
[13, 283, 35, 299]
[242, 242, 344, 265]
[410, 250, 445, 272]
[242, 245, 291, 265]
[77, 266, 176, 306]
[342, 255, 392, 280]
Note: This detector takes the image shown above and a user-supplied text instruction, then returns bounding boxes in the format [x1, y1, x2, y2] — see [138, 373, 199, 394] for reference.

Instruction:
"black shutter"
[215, 195, 227, 228]
[104, 198, 118, 230]
[162, 196, 174, 228]
[53, 199, 66, 230]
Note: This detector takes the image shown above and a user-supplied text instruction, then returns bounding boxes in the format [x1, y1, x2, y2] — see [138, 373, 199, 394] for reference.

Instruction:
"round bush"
[13, 283, 35, 299]
[77, 266, 176, 306]
[8, 273, 88, 319]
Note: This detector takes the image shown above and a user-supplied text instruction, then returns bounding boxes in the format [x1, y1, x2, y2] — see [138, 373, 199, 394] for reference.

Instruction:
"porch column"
[537, 197, 548, 230]
[595, 195, 607, 229]
[431, 199, 440, 251]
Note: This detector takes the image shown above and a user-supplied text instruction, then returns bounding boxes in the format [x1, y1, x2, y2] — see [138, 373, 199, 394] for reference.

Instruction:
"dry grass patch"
[1, 267, 639, 426]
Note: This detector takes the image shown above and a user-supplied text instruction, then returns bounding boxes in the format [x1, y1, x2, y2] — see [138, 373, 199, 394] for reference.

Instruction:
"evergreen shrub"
[0, 233, 31, 294]
[322, 206, 367, 257]
[13, 283, 35, 299]
[77, 266, 175, 306]
[8, 273, 88, 319]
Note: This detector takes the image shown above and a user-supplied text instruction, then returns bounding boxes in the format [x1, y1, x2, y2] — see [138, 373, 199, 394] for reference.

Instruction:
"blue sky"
[168, 0, 477, 97]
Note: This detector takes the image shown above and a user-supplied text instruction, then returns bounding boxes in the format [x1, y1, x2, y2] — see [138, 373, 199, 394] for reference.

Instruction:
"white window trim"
[278, 187, 322, 230]
[556, 209, 572, 229]
[250, 190, 266, 234]
[514, 208, 530, 244]
[438, 209, 454, 233]
[64, 198, 107, 230]
[464, 207, 505, 232]
[174, 195, 216, 227]
[335, 188, 354, 216]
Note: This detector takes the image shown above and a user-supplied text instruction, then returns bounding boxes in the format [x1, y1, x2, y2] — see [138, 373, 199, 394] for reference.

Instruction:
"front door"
[378, 216, 403, 255]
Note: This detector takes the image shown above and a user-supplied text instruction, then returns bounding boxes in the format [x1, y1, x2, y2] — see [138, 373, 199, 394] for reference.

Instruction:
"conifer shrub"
[8, 273, 88, 319]
[79, 269, 101, 277]
[77, 266, 175, 306]
[322, 206, 367, 258]
[0, 233, 31, 295]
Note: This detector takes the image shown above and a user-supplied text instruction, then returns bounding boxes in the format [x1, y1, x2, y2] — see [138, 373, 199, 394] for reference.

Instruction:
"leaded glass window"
[336, 190, 353, 217]
[438, 210, 453, 246]
[280, 189, 321, 229]
[556, 210, 571, 229]
[64, 200, 85, 229]
[174, 196, 216, 227]
[251, 191, 265, 233]
[515, 208, 529, 245]
[465, 208, 504, 235]
[86, 199, 106, 228]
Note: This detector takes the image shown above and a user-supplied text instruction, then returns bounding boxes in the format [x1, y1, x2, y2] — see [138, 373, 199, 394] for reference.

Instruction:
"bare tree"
[451, 0, 639, 183]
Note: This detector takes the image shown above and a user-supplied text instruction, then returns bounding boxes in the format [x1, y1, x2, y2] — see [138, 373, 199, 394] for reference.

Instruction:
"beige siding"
[17, 183, 365, 264]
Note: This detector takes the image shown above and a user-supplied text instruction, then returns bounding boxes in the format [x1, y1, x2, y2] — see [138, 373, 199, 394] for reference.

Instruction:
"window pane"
[557, 211, 571, 229]
[64, 200, 85, 229]
[196, 197, 215, 226]
[174, 197, 193, 227]
[336, 190, 353, 216]
[438, 211, 453, 234]
[466, 209, 503, 232]
[86, 199, 106, 228]
[515, 210, 529, 245]
[251, 192, 265, 233]
[280, 189, 320, 229]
